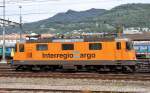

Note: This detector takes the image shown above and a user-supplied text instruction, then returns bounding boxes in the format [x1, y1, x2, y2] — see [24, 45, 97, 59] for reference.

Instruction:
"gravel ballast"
[0, 77, 149, 92]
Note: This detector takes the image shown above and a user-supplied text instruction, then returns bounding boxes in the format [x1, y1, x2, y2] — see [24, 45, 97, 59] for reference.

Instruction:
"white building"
[123, 27, 142, 34]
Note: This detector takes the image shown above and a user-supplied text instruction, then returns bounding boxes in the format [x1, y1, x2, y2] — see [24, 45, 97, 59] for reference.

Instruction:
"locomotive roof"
[25, 37, 129, 43]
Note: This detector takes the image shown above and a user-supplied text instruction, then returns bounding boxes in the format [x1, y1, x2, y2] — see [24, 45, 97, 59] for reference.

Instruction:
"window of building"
[116, 42, 121, 50]
[89, 43, 102, 50]
[36, 44, 48, 51]
[19, 44, 24, 52]
[62, 44, 74, 50]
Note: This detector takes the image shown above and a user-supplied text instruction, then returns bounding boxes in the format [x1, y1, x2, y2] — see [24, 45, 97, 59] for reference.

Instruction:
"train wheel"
[85, 66, 96, 72]
[97, 66, 110, 73]
[31, 65, 41, 71]
[122, 66, 135, 73]
[40, 66, 49, 72]
[15, 65, 27, 71]
[15, 66, 22, 71]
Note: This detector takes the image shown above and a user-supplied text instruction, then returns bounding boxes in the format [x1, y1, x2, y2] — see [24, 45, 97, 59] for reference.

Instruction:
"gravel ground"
[0, 77, 149, 93]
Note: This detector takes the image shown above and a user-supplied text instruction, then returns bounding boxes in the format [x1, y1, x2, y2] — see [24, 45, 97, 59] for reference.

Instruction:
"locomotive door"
[26, 44, 33, 59]
[115, 42, 122, 60]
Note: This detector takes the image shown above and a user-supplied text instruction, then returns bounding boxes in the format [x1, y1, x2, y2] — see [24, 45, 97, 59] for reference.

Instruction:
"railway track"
[1, 72, 150, 81]
[0, 64, 149, 93]
[0, 88, 136, 93]
[0, 64, 150, 81]
[0, 88, 90, 93]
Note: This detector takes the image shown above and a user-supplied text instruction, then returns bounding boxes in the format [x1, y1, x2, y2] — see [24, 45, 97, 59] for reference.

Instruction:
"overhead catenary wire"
[0, 0, 62, 23]
[0, 12, 52, 16]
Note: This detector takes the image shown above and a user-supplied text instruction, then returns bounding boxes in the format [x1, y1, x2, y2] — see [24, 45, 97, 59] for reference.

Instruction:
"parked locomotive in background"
[134, 41, 150, 59]
[0, 47, 14, 59]
[126, 33, 150, 59]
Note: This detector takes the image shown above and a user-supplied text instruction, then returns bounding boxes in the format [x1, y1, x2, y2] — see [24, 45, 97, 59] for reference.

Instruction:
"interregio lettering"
[42, 53, 73, 59]
[42, 53, 96, 59]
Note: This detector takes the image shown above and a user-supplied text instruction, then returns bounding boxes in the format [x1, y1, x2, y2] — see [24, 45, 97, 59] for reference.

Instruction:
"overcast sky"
[0, 0, 150, 23]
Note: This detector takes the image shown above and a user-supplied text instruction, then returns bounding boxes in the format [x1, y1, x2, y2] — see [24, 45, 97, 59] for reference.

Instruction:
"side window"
[89, 43, 102, 50]
[36, 44, 48, 51]
[116, 42, 121, 50]
[126, 42, 133, 50]
[15, 44, 17, 52]
[19, 44, 24, 52]
[62, 44, 74, 50]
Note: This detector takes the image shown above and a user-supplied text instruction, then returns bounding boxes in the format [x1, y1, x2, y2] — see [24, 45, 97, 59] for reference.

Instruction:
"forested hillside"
[3, 3, 150, 34]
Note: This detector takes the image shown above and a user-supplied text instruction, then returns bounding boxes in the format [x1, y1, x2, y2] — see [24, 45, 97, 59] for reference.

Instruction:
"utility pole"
[116, 25, 123, 38]
[19, 5, 23, 41]
[1, 0, 6, 63]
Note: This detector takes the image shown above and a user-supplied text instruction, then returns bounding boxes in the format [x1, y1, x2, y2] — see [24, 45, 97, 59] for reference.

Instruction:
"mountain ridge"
[3, 3, 150, 34]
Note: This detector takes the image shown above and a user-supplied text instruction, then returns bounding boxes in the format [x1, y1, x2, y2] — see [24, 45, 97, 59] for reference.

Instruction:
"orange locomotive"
[11, 37, 136, 72]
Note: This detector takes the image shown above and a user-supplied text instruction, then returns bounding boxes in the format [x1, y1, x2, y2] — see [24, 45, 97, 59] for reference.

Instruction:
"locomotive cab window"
[116, 42, 121, 50]
[89, 43, 102, 50]
[19, 44, 24, 52]
[126, 42, 133, 50]
[62, 44, 74, 50]
[36, 44, 48, 51]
